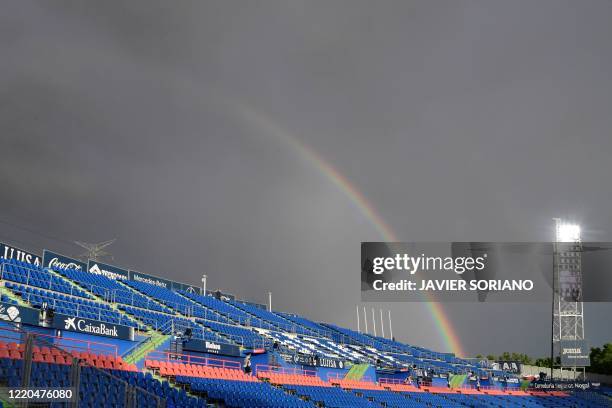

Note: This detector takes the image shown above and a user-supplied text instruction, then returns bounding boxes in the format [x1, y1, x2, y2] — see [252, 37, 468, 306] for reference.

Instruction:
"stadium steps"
[203, 327, 236, 346]
[3, 281, 145, 329]
[0, 282, 28, 307]
[146, 369, 213, 405]
[0, 390, 17, 408]
[344, 363, 370, 381]
[123, 330, 171, 366]
[117, 305, 204, 339]
[449, 373, 467, 388]
[114, 281, 210, 334]
[520, 378, 532, 390]
[175, 291, 241, 325]
[230, 301, 320, 337]
[115, 280, 173, 314]
[222, 301, 292, 333]
[45, 268, 143, 328]
[193, 320, 251, 347]
[118, 296, 243, 348]
[124, 291, 246, 347]
[265, 310, 320, 336]
[275, 383, 319, 406]
[175, 292, 256, 343]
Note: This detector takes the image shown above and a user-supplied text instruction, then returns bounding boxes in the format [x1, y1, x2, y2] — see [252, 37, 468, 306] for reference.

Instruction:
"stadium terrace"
[0, 242, 607, 407]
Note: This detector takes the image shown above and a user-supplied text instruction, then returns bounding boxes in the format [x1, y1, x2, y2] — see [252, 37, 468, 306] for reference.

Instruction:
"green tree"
[496, 352, 533, 365]
[534, 357, 560, 368]
[589, 343, 612, 375]
[533, 343, 612, 374]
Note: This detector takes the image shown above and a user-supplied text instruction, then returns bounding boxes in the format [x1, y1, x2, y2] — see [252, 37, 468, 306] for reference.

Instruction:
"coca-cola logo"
[47, 257, 83, 271]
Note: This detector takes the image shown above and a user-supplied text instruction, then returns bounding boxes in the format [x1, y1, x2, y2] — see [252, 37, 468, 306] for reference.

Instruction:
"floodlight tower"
[75, 239, 116, 261]
[551, 219, 585, 379]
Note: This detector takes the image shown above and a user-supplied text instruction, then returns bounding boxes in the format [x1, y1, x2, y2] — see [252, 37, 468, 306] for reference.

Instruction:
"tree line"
[475, 342, 612, 375]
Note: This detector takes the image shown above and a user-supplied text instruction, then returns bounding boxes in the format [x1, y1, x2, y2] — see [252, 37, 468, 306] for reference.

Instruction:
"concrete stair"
[344, 363, 370, 381]
[123, 331, 170, 366]
[449, 374, 467, 388]
[46, 268, 142, 328]
[0, 282, 29, 307]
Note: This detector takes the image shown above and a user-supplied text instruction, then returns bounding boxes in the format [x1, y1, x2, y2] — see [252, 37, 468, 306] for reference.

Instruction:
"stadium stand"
[122, 280, 200, 316]
[0, 251, 610, 407]
[4, 281, 140, 328]
[226, 299, 317, 335]
[179, 290, 252, 324]
[1, 259, 93, 299]
[56, 267, 172, 313]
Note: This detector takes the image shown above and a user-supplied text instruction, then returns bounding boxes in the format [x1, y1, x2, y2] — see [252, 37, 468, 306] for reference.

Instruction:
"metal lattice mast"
[74, 239, 116, 262]
[552, 219, 585, 377]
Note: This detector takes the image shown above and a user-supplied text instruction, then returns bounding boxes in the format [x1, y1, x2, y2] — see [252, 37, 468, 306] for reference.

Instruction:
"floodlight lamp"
[557, 223, 581, 242]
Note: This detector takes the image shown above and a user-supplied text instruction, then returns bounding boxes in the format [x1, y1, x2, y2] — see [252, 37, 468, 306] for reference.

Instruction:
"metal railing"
[120, 319, 174, 359]
[118, 282, 199, 316]
[29, 331, 119, 358]
[0, 262, 141, 328]
[255, 364, 318, 377]
[0, 263, 94, 299]
[7, 289, 137, 328]
[326, 372, 375, 383]
[145, 350, 242, 370]
[0, 322, 166, 407]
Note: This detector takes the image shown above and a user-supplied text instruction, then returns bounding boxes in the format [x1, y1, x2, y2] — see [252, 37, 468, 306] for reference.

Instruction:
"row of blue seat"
[176, 376, 313, 408]
[56, 267, 171, 313]
[6, 282, 141, 328]
[0, 358, 205, 408]
[1, 259, 92, 299]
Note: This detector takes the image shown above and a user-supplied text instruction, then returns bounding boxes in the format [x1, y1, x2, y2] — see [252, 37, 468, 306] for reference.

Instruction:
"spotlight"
[556, 223, 581, 242]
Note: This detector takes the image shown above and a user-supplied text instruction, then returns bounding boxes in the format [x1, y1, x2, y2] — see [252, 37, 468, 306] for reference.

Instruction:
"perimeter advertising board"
[52, 313, 134, 340]
[43, 250, 87, 272]
[0, 242, 41, 267]
[87, 260, 129, 280]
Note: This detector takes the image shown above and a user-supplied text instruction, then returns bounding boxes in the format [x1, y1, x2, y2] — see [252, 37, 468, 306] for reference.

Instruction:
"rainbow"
[236, 104, 466, 357]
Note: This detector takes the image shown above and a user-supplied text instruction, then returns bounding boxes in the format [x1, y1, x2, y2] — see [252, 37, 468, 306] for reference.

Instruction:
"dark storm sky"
[2, 1, 612, 358]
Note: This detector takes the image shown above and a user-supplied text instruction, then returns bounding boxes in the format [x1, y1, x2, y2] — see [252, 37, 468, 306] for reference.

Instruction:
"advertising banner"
[43, 250, 87, 272]
[52, 313, 134, 340]
[292, 354, 346, 369]
[0, 242, 41, 267]
[129, 270, 173, 290]
[490, 361, 522, 374]
[87, 260, 129, 280]
[557, 340, 590, 367]
[0, 302, 40, 326]
[182, 339, 242, 357]
[128, 270, 201, 294]
[530, 381, 600, 391]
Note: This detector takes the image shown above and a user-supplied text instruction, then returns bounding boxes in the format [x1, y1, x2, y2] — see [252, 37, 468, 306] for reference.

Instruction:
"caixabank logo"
[63, 316, 118, 337]
[52, 313, 132, 340]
